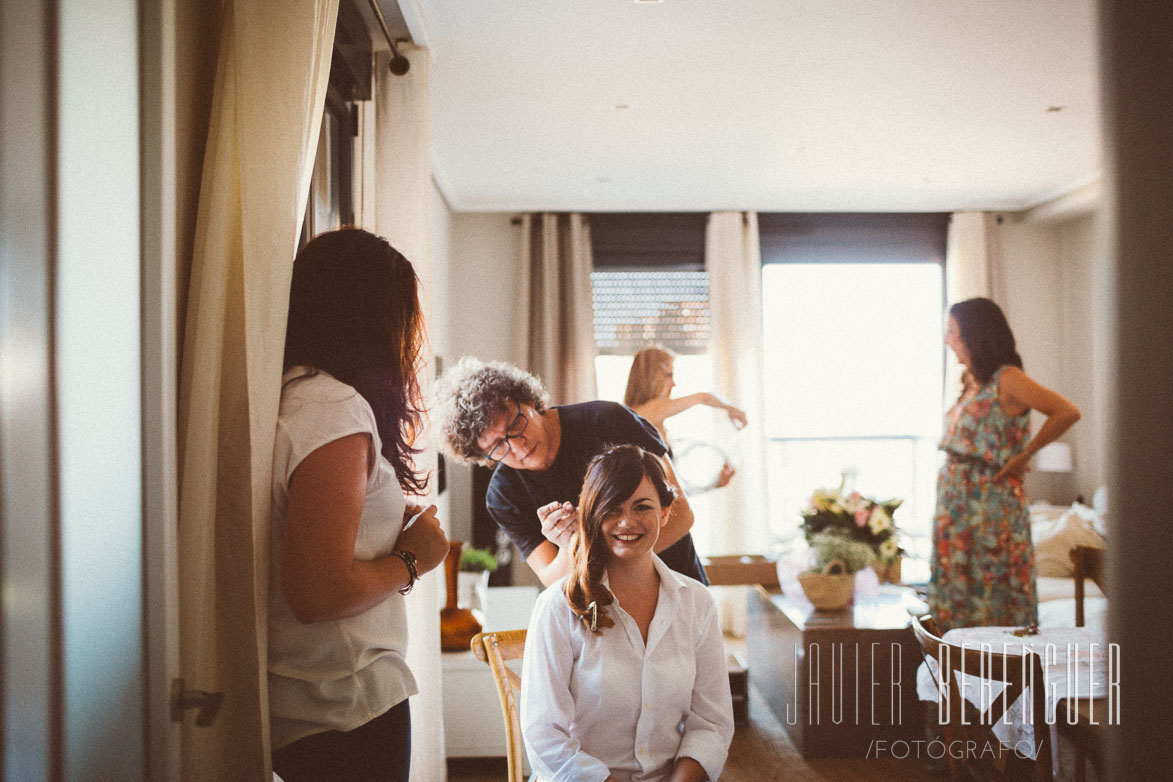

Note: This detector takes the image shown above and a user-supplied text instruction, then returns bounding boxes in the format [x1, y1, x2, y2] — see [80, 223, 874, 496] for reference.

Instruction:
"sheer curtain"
[514, 213, 598, 404]
[705, 212, 768, 635]
[175, 1, 338, 779]
[372, 44, 447, 782]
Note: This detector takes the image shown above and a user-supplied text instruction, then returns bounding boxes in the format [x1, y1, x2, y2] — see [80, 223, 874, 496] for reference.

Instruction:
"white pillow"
[1032, 504, 1107, 578]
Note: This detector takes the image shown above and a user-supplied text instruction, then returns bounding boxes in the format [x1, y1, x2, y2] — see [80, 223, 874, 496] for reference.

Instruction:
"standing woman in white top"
[521, 445, 733, 782]
[624, 347, 746, 488]
[270, 228, 449, 782]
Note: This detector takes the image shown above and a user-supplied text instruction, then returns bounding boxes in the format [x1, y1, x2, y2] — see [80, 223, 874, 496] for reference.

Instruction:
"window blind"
[591, 268, 710, 355]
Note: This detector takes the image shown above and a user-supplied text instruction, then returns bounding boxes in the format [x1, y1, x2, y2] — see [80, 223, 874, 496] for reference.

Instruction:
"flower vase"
[458, 570, 490, 620]
[440, 541, 482, 651]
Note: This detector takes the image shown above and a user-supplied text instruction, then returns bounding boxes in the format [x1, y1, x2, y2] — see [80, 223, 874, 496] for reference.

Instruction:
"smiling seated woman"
[520, 445, 734, 782]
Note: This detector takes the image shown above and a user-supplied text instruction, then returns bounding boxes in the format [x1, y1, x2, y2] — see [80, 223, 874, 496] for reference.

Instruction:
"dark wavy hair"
[565, 444, 677, 634]
[283, 228, 428, 494]
[950, 297, 1023, 386]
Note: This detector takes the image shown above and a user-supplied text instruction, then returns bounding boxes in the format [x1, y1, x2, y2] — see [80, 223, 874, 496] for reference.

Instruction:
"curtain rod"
[366, 0, 411, 75]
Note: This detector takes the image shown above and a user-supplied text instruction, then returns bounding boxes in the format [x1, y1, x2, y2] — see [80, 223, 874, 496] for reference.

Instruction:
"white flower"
[867, 506, 892, 535]
[879, 538, 900, 560]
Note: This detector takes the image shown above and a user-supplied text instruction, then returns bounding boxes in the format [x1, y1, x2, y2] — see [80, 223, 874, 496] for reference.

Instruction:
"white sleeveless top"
[268, 368, 417, 749]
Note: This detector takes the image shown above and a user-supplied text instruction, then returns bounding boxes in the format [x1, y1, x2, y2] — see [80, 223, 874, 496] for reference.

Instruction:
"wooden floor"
[448, 677, 944, 782]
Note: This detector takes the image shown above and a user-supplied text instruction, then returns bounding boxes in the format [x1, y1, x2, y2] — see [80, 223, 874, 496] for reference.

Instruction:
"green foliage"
[809, 531, 876, 574]
[459, 546, 499, 573]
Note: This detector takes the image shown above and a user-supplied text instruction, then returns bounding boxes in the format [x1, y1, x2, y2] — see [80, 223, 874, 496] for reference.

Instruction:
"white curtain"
[944, 211, 1006, 393]
[514, 213, 598, 404]
[175, 1, 338, 779]
[372, 45, 447, 782]
[705, 212, 768, 635]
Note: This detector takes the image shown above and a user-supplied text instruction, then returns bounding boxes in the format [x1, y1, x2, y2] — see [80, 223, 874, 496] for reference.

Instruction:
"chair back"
[470, 629, 528, 782]
[911, 615, 1053, 781]
[1069, 545, 1107, 627]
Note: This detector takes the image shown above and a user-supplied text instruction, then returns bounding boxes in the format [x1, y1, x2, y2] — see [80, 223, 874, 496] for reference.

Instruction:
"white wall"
[449, 213, 522, 364]
[438, 211, 525, 574]
[994, 209, 1103, 503]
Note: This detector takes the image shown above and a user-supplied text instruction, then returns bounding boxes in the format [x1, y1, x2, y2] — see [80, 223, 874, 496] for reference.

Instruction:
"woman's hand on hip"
[994, 452, 1031, 484]
[397, 504, 448, 575]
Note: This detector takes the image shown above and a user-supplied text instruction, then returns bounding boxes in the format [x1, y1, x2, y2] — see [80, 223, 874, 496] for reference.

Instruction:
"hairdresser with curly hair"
[520, 445, 733, 782]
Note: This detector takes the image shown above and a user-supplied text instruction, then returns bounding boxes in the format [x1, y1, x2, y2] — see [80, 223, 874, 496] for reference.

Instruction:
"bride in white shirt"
[520, 444, 734, 782]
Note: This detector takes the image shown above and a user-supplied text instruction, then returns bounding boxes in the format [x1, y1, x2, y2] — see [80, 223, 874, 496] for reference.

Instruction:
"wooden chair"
[470, 629, 528, 782]
[1069, 545, 1107, 628]
[911, 614, 1053, 782]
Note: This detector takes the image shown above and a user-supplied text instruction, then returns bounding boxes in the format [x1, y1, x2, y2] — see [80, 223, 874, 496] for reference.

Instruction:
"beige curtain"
[175, 1, 338, 779]
[944, 211, 1005, 394]
[945, 211, 1004, 304]
[372, 45, 447, 782]
[705, 212, 768, 635]
[514, 213, 598, 404]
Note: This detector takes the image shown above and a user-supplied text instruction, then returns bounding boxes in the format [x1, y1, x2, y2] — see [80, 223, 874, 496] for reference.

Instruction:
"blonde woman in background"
[624, 347, 747, 488]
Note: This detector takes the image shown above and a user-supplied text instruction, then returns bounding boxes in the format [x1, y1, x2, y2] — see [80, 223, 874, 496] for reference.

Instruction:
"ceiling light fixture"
[368, 0, 411, 76]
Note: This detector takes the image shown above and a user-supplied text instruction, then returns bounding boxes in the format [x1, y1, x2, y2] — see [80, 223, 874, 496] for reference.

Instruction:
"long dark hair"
[565, 445, 677, 633]
[283, 228, 428, 494]
[950, 297, 1023, 386]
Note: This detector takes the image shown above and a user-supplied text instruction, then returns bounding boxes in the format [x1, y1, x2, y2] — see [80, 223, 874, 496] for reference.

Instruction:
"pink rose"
[854, 508, 869, 527]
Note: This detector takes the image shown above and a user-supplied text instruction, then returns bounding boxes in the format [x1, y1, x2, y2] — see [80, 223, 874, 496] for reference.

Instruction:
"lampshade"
[1035, 442, 1074, 473]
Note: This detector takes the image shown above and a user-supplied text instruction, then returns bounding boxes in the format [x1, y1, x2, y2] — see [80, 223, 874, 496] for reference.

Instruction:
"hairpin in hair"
[587, 601, 598, 632]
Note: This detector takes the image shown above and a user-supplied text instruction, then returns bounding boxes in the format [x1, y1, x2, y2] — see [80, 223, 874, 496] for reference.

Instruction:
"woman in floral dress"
[929, 298, 1082, 632]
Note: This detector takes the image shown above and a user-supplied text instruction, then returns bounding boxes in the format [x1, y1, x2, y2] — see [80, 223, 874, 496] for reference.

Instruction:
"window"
[300, 0, 371, 246]
[759, 214, 948, 560]
[590, 213, 729, 553]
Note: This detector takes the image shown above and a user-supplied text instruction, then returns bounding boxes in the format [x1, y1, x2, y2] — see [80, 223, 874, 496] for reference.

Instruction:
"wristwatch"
[390, 549, 418, 595]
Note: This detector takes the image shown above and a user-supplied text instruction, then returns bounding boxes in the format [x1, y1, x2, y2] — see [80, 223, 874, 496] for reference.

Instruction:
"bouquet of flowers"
[800, 479, 904, 564]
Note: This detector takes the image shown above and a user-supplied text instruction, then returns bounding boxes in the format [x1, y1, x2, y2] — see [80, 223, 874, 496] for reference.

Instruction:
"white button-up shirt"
[520, 556, 734, 782]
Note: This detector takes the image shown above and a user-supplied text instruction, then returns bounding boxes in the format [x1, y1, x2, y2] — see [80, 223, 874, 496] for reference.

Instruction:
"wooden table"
[746, 584, 925, 758]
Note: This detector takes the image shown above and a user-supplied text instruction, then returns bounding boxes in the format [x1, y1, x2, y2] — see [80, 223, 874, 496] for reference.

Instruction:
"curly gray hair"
[431, 356, 549, 466]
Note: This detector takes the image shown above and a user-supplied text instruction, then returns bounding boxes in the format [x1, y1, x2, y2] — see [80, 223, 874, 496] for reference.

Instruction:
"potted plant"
[800, 477, 905, 583]
[458, 545, 499, 617]
[797, 532, 876, 611]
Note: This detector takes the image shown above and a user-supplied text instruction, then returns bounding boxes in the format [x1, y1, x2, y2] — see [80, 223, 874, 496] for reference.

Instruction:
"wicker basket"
[797, 559, 856, 611]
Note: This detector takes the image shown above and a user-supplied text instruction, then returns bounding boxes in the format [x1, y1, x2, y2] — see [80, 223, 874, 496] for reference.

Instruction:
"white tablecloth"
[916, 625, 1112, 771]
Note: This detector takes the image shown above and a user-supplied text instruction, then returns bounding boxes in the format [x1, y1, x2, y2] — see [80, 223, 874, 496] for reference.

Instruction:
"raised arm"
[654, 454, 695, 553]
[995, 366, 1082, 482]
[634, 392, 747, 430]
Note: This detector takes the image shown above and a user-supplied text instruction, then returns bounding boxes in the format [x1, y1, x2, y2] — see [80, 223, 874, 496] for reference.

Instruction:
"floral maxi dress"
[929, 365, 1038, 632]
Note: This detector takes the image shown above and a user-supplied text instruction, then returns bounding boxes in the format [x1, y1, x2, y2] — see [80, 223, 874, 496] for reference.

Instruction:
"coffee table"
[746, 584, 925, 758]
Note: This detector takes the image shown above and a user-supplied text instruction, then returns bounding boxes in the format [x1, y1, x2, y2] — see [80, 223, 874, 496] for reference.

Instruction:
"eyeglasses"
[481, 402, 529, 463]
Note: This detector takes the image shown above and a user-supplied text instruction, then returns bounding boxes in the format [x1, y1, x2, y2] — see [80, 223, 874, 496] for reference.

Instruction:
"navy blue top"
[485, 400, 708, 584]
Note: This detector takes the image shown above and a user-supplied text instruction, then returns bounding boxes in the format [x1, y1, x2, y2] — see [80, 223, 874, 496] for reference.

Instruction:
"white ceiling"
[405, 0, 1102, 213]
